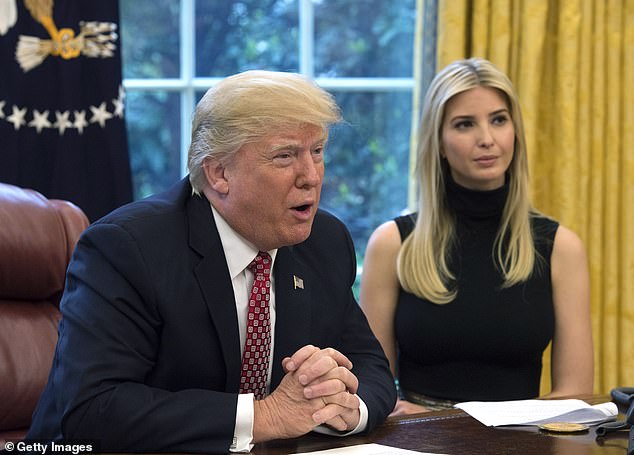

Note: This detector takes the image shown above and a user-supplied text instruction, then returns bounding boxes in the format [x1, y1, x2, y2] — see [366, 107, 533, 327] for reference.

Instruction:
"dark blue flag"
[0, 0, 132, 221]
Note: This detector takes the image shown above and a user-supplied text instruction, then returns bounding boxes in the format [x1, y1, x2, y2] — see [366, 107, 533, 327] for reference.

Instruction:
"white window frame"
[122, 0, 414, 178]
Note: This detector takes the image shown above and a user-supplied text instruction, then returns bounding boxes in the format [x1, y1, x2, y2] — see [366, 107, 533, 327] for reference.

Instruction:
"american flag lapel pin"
[293, 275, 304, 290]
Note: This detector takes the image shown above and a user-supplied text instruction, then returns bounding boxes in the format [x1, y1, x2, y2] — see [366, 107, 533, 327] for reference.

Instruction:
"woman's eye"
[492, 115, 509, 125]
[454, 120, 473, 129]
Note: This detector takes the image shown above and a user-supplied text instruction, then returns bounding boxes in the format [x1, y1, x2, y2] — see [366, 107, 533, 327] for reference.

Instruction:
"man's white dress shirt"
[210, 205, 367, 452]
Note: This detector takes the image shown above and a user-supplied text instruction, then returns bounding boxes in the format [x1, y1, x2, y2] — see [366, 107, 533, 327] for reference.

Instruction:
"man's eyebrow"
[270, 142, 302, 152]
[270, 136, 328, 152]
[312, 137, 328, 148]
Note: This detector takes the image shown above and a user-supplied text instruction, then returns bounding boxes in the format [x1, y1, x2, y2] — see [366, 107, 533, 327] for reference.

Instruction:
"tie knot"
[248, 251, 272, 278]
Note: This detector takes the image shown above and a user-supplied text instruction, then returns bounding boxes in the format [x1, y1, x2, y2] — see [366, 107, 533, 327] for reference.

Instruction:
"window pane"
[196, 0, 299, 76]
[314, 0, 415, 77]
[120, 0, 180, 78]
[320, 91, 411, 258]
[126, 91, 181, 199]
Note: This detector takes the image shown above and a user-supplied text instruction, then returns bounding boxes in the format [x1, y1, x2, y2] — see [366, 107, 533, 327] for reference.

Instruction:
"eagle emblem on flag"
[0, 0, 133, 221]
[0, 0, 117, 71]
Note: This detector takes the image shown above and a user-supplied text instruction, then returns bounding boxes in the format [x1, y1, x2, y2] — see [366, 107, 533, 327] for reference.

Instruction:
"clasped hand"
[253, 345, 360, 442]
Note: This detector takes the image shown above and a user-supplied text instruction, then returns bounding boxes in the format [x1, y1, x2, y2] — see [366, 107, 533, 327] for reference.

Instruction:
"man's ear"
[202, 157, 229, 195]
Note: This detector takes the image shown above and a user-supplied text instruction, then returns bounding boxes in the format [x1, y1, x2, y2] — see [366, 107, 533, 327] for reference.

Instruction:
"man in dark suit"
[26, 70, 396, 453]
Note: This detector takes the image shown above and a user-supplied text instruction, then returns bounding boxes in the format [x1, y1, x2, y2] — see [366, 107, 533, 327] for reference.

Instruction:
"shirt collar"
[210, 203, 278, 280]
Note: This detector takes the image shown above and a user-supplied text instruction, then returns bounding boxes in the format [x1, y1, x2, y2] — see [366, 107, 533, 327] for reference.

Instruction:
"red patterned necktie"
[239, 251, 272, 399]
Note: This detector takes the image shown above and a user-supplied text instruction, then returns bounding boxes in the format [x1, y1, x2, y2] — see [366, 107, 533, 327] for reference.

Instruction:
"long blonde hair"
[397, 58, 535, 304]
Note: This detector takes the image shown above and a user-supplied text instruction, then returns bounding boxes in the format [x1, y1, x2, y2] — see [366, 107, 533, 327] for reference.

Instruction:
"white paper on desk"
[455, 399, 618, 427]
[289, 443, 446, 455]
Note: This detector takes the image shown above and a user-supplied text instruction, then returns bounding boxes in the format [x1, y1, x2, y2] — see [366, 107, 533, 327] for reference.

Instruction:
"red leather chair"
[0, 183, 89, 444]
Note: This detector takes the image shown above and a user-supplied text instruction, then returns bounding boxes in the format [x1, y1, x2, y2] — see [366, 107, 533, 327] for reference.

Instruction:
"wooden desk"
[253, 396, 630, 455]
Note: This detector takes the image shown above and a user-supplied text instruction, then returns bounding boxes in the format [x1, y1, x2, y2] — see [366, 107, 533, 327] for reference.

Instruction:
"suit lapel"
[185, 189, 315, 392]
[187, 193, 241, 392]
[270, 246, 312, 388]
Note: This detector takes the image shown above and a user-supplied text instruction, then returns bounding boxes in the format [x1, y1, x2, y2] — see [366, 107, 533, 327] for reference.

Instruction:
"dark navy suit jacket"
[27, 178, 396, 453]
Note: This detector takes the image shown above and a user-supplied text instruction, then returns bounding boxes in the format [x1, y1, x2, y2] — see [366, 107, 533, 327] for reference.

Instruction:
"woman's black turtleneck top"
[393, 176, 559, 402]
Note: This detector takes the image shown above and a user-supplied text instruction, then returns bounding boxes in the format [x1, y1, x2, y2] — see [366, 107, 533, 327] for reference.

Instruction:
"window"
[120, 0, 416, 277]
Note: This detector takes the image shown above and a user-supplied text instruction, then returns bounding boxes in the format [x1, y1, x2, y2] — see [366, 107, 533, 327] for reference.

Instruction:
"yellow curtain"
[431, 0, 634, 394]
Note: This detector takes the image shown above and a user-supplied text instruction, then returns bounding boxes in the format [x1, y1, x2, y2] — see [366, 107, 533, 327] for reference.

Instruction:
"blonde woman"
[360, 58, 593, 415]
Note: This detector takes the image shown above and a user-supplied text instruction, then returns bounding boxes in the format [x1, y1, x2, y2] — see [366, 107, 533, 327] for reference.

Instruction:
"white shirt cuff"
[230, 393, 254, 452]
[312, 394, 369, 436]
[230, 393, 368, 452]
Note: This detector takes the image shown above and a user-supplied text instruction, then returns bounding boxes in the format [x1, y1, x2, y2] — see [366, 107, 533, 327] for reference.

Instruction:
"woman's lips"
[475, 155, 498, 166]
